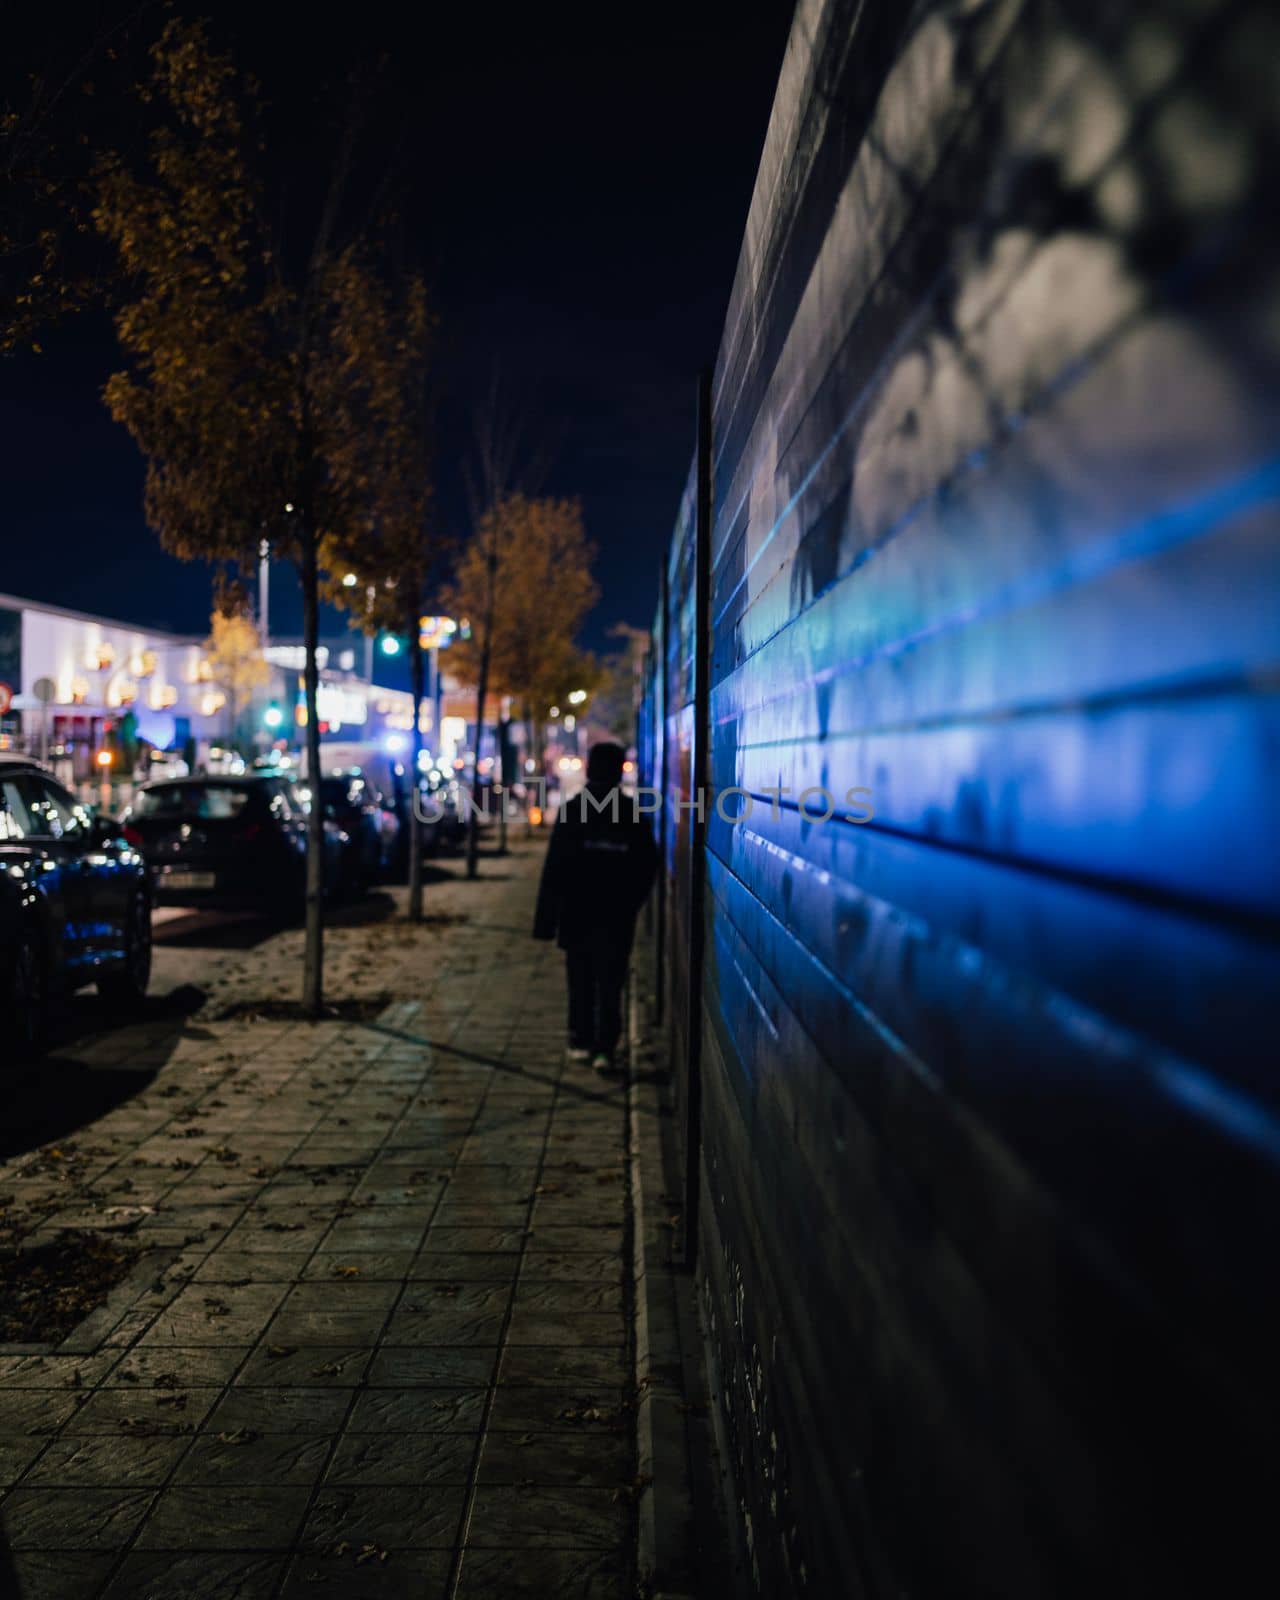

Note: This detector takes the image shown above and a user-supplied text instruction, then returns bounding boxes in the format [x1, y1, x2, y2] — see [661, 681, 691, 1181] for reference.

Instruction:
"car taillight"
[123, 825, 144, 846]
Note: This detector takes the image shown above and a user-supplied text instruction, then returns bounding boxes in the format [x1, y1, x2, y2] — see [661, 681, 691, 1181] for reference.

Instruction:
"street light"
[259, 538, 271, 652]
[342, 572, 358, 588]
[381, 635, 402, 657]
[568, 688, 587, 705]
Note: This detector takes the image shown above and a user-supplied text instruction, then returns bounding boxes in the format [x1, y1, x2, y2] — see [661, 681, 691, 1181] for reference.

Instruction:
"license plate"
[162, 869, 216, 891]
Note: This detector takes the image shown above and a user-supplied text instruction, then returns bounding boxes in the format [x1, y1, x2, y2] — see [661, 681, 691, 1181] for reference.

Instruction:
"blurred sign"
[0, 682, 11, 714]
[316, 683, 367, 729]
[33, 676, 57, 704]
[418, 616, 459, 650]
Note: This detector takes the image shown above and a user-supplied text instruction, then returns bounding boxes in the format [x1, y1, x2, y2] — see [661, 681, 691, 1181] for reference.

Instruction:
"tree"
[204, 605, 268, 752]
[587, 623, 648, 745]
[95, 17, 405, 1013]
[320, 267, 437, 920]
[451, 390, 541, 876]
[447, 492, 598, 869]
[2, 6, 144, 356]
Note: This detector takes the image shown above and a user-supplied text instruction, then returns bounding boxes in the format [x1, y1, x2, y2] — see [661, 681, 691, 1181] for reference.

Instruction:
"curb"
[628, 973, 699, 1600]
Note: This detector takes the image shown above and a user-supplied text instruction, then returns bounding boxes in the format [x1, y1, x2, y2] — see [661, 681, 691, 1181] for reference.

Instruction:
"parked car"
[421, 767, 470, 852]
[0, 755, 152, 1058]
[320, 770, 400, 891]
[120, 775, 346, 915]
[136, 747, 190, 784]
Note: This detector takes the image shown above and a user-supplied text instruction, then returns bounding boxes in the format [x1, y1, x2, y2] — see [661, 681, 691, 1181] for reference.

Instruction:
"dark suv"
[0, 756, 152, 1059]
[121, 774, 346, 913]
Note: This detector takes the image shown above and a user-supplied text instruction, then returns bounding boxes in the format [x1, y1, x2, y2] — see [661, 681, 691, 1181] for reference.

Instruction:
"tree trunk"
[466, 631, 490, 880]
[525, 710, 540, 835]
[467, 542, 498, 881]
[300, 527, 325, 1016]
[497, 716, 509, 855]
[407, 619, 425, 921]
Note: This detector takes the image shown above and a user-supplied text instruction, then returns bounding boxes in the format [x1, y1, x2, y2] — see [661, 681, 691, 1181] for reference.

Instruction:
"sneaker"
[567, 1046, 591, 1062]
[591, 1052, 614, 1074]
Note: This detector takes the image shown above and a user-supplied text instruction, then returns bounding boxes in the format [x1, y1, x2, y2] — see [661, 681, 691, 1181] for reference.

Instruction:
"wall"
[646, 1, 1280, 1594]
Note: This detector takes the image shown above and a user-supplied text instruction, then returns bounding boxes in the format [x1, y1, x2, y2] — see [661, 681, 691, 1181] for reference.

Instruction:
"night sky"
[1, 1, 794, 658]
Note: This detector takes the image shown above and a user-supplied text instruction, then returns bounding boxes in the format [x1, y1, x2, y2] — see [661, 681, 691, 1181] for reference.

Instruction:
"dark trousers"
[565, 930, 632, 1055]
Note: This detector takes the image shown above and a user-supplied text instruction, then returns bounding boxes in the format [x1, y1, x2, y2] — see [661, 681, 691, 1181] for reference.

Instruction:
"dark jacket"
[533, 782, 659, 948]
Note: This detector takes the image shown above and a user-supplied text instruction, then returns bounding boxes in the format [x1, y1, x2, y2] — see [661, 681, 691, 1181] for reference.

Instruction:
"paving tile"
[173, 1430, 332, 1484]
[0, 1389, 84, 1436]
[454, 1547, 629, 1598]
[512, 1280, 623, 1314]
[217, 1222, 330, 1253]
[24, 1433, 191, 1486]
[477, 1429, 631, 1487]
[524, 1227, 624, 1254]
[234, 1342, 372, 1388]
[406, 1253, 519, 1282]
[101, 1550, 286, 1598]
[357, 1162, 450, 1186]
[324, 1428, 474, 1486]
[0, 1354, 117, 1389]
[133, 1309, 276, 1347]
[1, 1486, 156, 1549]
[383, 1308, 504, 1346]
[167, 1282, 289, 1314]
[301, 1250, 417, 1281]
[4, 1551, 119, 1600]
[278, 1279, 402, 1310]
[265, 1308, 391, 1344]
[500, 1348, 630, 1387]
[364, 1347, 496, 1388]
[464, 1488, 628, 1549]
[0, 1433, 47, 1485]
[432, 1204, 531, 1227]
[446, 1168, 539, 1197]
[487, 1388, 628, 1433]
[395, 1281, 508, 1313]
[133, 1484, 311, 1549]
[346, 1387, 486, 1433]
[189, 1252, 304, 1283]
[516, 1253, 624, 1284]
[321, 1220, 429, 1251]
[206, 1388, 352, 1435]
[420, 1226, 526, 1253]
[164, 1182, 263, 1207]
[300, 1484, 465, 1550]
[59, 1387, 219, 1435]
[105, 1346, 251, 1388]
[278, 1547, 451, 1599]
[505, 1310, 625, 1347]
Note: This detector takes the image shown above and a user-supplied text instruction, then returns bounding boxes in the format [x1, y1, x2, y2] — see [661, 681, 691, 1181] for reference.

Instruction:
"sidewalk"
[0, 843, 639, 1599]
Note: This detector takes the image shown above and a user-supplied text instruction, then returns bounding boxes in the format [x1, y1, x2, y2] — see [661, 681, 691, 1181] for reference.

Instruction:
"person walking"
[533, 740, 658, 1072]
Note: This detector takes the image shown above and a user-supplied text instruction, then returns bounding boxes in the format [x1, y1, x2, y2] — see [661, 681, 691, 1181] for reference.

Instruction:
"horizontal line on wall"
[714, 661, 1280, 741]
[708, 801, 1280, 947]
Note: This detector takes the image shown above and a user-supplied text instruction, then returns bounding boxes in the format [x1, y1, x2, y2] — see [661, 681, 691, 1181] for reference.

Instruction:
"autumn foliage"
[203, 607, 269, 747]
[94, 17, 427, 1009]
[447, 493, 598, 720]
